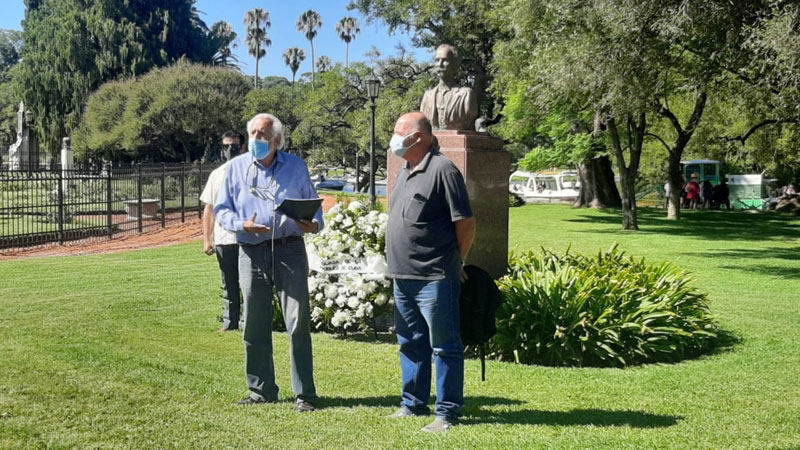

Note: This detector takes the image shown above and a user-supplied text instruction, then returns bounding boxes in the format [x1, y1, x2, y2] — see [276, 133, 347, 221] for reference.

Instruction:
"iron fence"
[0, 162, 222, 250]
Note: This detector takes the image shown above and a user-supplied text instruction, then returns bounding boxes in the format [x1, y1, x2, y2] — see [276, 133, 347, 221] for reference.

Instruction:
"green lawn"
[1, 205, 798, 449]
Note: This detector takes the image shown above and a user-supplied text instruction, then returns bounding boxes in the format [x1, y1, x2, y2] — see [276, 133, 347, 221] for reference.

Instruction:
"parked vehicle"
[509, 170, 580, 203]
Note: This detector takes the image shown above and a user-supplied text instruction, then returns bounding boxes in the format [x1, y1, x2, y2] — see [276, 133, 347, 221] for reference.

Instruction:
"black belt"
[244, 236, 304, 247]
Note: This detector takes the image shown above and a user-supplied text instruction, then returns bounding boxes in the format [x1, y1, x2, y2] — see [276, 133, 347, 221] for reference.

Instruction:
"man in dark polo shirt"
[386, 112, 476, 433]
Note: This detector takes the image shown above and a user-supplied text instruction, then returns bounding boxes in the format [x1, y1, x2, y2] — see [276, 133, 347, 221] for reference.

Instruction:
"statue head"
[434, 44, 459, 84]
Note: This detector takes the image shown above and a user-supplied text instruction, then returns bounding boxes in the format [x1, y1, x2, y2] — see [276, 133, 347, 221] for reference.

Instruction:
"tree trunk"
[667, 151, 682, 220]
[658, 91, 707, 221]
[346, 43, 350, 68]
[607, 114, 645, 231]
[254, 45, 260, 89]
[573, 154, 621, 208]
[310, 41, 316, 84]
[620, 175, 638, 230]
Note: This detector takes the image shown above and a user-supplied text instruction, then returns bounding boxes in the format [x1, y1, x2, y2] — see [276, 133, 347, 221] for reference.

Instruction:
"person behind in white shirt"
[200, 130, 245, 332]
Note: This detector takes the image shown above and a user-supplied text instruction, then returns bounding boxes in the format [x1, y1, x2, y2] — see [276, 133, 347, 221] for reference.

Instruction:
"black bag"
[459, 265, 504, 381]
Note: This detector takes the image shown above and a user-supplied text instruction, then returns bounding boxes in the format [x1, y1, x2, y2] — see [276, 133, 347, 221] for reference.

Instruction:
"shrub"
[490, 246, 720, 367]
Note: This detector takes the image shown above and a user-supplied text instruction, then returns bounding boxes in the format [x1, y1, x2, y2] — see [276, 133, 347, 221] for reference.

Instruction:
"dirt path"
[0, 217, 203, 261]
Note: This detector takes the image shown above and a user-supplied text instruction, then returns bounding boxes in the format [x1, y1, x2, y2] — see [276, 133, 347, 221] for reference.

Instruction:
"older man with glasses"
[214, 113, 323, 412]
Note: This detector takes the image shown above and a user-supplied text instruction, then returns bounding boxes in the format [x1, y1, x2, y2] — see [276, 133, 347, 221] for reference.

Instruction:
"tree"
[316, 56, 332, 73]
[244, 8, 271, 89]
[336, 16, 360, 68]
[243, 83, 305, 151]
[208, 21, 239, 70]
[296, 10, 322, 84]
[283, 47, 306, 89]
[0, 29, 23, 151]
[74, 62, 251, 163]
[0, 29, 22, 82]
[14, 0, 219, 156]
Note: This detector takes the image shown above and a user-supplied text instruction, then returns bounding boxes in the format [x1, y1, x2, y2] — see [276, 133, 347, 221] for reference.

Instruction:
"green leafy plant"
[491, 245, 720, 367]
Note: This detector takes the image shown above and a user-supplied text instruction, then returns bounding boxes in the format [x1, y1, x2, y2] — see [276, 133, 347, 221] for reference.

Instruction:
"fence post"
[160, 163, 166, 228]
[57, 169, 64, 245]
[181, 162, 186, 223]
[106, 163, 113, 238]
[137, 163, 143, 233]
[198, 161, 203, 218]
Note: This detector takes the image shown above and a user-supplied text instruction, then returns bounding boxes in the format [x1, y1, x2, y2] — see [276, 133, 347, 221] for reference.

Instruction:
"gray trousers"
[215, 244, 241, 329]
[239, 239, 317, 402]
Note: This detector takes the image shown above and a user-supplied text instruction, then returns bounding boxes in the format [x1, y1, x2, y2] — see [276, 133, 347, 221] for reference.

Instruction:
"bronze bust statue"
[420, 44, 478, 131]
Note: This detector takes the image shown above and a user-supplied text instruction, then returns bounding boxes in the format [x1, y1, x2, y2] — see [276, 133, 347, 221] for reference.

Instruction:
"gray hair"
[246, 113, 285, 150]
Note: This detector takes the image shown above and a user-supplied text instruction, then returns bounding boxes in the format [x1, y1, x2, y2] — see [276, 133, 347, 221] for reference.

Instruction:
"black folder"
[275, 198, 323, 221]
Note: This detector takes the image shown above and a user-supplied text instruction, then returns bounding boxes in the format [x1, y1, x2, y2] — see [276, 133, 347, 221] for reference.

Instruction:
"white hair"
[246, 113, 285, 150]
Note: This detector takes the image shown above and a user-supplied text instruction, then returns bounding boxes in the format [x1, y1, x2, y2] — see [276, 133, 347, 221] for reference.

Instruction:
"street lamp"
[365, 78, 381, 207]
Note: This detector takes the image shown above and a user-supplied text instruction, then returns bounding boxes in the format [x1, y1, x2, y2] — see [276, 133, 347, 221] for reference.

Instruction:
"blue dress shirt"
[214, 151, 325, 245]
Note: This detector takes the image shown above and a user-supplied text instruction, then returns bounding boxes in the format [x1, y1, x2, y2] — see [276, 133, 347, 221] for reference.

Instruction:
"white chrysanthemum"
[335, 295, 348, 307]
[311, 307, 322, 320]
[331, 310, 348, 328]
[343, 217, 354, 228]
[347, 296, 360, 309]
[325, 285, 338, 300]
[363, 281, 378, 294]
[348, 201, 364, 212]
[356, 289, 367, 300]
[324, 299, 334, 308]
[315, 292, 324, 301]
[375, 293, 388, 306]
[364, 303, 374, 318]
[355, 306, 365, 318]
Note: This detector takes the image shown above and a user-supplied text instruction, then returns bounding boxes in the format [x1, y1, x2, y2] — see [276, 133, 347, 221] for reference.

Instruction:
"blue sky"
[0, 0, 432, 80]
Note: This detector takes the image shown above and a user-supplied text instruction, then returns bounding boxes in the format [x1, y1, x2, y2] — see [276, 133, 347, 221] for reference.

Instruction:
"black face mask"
[221, 143, 241, 162]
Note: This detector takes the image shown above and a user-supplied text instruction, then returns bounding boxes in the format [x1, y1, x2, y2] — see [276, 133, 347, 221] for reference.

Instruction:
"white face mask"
[389, 132, 418, 158]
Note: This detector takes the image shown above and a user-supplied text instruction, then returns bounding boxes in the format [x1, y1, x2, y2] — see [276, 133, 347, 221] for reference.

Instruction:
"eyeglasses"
[247, 161, 278, 202]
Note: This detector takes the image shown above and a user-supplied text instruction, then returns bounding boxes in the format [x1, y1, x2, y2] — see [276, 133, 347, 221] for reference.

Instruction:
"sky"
[0, 0, 432, 80]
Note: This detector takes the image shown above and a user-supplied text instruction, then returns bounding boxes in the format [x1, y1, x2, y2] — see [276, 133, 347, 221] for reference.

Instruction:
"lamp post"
[365, 78, 381, 207]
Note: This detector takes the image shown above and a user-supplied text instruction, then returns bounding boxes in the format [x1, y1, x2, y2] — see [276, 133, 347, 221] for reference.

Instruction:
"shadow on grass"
[463, 408, 682, 428]
[692, 246, 800, 280]
[326, 331, 396, 344]
[320, 395, 523, 410]
[566, 208, 800, 242]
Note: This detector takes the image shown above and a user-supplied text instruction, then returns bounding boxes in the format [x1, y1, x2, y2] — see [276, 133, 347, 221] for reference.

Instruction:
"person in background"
[386, 112, 476, 433]
[702, 180, 713, 209]
[713, 178, 731, 210]
[214, 113, 322, 412]
[200, 130, 245, 332]
[686, 174, 700, 210]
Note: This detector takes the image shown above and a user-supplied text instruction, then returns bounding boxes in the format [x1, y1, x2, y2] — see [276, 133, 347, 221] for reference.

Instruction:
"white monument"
[7, 102, 40, 170]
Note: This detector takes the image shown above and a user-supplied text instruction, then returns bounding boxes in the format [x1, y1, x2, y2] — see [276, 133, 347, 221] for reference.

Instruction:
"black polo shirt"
[387, 148, 473, 280]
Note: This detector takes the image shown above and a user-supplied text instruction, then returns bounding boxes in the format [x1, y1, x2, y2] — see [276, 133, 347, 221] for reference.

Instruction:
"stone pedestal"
[388, 130, 510, 278]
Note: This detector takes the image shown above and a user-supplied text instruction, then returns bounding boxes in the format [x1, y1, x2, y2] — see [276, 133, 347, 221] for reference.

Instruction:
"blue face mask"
[249, 139, 271, 160]
[389, 132, 417, 158]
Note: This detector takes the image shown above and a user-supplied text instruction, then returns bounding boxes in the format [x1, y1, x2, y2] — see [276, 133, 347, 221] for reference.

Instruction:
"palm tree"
[283, 47, 306, 89]
[296, 9, 322, 84]
[243, 8, 271, 89]
[209, 21, 239, 70]
[316, 55, 332, 73]
[336, 16, 360, 68]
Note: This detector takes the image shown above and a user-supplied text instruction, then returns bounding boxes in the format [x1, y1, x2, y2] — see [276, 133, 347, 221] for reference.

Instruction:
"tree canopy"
[14, 0, 225, 155]
[73, 62, 251, 163]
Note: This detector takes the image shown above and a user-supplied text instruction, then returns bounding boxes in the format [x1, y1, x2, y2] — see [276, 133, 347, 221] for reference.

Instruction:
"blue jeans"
[394, 277, 463, 422]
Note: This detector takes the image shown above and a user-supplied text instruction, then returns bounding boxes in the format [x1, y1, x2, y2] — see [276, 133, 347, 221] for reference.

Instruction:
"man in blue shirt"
[215, 113, 323, 413]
